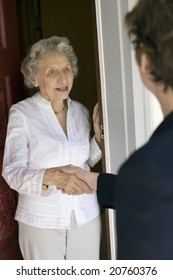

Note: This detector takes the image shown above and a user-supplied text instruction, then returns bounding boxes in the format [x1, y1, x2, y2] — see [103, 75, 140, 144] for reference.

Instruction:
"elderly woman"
[62, 0, 173, 260]
[2, 36, 102, 260]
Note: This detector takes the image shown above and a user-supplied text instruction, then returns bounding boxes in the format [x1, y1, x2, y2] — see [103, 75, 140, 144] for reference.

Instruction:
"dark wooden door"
[0, 0, 23, 259]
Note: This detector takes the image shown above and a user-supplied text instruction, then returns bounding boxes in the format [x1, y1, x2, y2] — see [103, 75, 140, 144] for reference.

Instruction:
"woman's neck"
[157, 87, 173, 118]
[52, 100, 66, 115]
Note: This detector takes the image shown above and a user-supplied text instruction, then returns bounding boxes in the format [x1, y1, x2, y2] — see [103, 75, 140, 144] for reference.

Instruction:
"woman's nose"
[57, 71, 67, 82]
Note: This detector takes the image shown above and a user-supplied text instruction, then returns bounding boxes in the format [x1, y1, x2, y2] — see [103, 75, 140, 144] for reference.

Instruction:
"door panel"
[0, 0, 23, 259]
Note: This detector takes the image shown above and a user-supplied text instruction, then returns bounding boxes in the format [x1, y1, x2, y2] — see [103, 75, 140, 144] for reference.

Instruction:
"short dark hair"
[125, 0, 173, 90]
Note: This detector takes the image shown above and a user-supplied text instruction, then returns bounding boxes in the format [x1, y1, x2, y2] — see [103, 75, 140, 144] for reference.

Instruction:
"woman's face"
[35, 52, 74, 103]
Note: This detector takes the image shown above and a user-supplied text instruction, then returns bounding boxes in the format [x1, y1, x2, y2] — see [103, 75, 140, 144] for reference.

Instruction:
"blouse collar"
[32, 92, 71, 109]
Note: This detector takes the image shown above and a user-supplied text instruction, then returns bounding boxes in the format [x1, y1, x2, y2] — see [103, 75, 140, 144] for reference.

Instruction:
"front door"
[0, 0, 23, 259]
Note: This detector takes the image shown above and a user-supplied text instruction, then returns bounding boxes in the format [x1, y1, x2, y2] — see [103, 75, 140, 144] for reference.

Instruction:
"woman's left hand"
[93, 103, 101, 147]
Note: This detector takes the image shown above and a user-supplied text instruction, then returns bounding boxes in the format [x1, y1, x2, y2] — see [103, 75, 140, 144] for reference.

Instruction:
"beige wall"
[40, 0, 98, 113]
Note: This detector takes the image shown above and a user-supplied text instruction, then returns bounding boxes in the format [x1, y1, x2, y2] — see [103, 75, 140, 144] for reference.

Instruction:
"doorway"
[16, 0, 109, 260]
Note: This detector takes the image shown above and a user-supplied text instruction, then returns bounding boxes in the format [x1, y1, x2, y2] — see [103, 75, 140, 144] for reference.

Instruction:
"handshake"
[43, 165, 99, 196]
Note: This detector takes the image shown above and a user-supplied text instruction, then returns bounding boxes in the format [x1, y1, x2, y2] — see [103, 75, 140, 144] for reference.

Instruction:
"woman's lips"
[55, 86, 68, 92]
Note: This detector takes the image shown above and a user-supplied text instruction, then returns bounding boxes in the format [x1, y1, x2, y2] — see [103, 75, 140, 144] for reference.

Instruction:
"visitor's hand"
[93, 103, 102, 147]
[60, 165, 99, 191]
[43, 167, 93, 195]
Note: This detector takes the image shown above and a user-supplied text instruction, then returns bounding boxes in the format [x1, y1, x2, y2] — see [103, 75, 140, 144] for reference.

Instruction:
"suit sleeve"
[97, 172, 118, 209]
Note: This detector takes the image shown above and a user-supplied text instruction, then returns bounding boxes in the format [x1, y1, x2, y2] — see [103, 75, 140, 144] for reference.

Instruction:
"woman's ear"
[138, 52, 156, 93]
[139, 53, 151, 75]
[32, 79, 39, 87]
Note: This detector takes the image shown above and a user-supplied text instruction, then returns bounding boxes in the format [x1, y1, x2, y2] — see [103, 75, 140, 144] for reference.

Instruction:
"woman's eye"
[48, 69, 57, 76]
[64, 67, 72, 73]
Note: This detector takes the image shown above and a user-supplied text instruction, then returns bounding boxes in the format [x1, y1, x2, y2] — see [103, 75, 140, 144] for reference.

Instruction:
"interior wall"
[40, 0, 98, 113]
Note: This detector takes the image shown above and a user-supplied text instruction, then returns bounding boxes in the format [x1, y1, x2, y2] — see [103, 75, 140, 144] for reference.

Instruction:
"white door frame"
[95, 0, 162, 259]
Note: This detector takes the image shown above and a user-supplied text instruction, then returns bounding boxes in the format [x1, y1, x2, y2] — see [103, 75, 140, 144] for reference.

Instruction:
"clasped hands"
[43, 165, 99, 195]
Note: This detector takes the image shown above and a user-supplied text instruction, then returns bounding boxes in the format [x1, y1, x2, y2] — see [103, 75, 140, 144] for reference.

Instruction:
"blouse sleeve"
[87, 137, 102, 167]
[2, 107, 52, 197]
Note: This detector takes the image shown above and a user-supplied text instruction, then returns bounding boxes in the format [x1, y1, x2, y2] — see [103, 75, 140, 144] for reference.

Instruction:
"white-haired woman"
[2, 36, 102, 260]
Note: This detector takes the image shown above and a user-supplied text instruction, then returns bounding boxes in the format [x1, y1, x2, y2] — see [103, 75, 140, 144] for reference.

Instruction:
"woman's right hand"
[43, 167, 93, 195]
[60, 165, 99, 191]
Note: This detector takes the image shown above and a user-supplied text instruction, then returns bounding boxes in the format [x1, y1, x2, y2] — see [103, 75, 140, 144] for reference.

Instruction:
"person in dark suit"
[61, 0, 173, 259]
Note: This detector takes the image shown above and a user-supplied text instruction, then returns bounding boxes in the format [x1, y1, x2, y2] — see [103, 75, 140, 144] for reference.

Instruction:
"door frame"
[94, 0, 149, 259]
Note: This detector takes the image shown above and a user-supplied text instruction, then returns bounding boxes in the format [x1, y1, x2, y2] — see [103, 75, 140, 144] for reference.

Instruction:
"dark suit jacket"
[97, 112, 173, 259]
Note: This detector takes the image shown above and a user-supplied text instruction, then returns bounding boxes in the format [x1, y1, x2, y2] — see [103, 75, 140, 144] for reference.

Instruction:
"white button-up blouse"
[2, 93, 102, 229]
